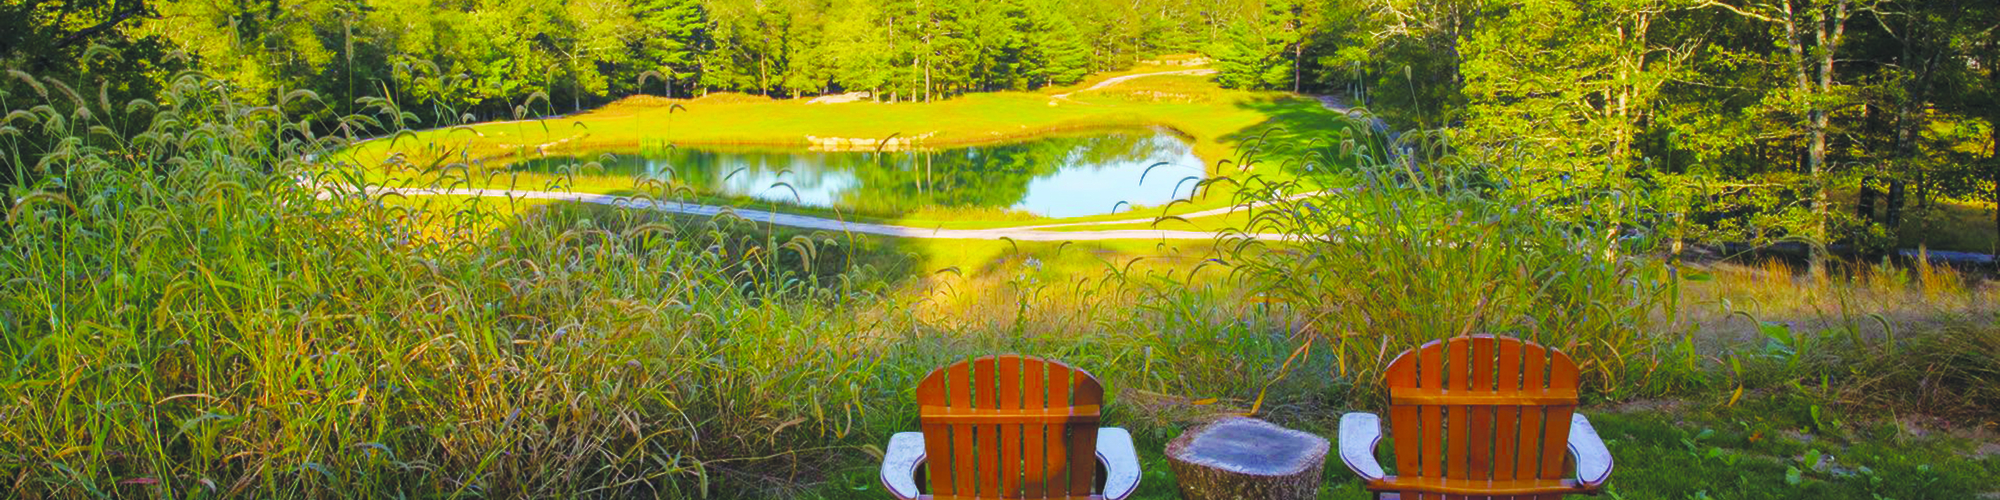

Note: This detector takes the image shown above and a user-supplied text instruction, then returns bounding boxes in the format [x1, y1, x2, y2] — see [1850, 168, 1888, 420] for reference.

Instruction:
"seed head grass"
[3, 64, 1997, 500]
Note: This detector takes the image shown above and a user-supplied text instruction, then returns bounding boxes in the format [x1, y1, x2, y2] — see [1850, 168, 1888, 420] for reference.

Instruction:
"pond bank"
[339, 65, 1374, 227]
[352, 186, 1292, 241]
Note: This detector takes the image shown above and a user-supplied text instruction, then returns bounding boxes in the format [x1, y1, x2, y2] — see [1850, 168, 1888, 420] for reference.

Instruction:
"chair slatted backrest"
[916, 355, 1104, 500]
[1383, 335, 1580, 492]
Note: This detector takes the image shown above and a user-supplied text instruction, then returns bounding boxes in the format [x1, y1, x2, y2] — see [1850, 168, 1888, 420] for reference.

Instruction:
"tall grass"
[3, 71, 847, 497]
[1674, 256, 1999, 418]
[3, 61, 1994, 500]
[1211, 128, 1682, 401]
[0, 69, 1325, 498]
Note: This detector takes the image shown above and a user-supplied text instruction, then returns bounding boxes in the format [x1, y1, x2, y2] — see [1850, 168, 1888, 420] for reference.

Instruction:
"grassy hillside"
[4, 64, 1997, 500]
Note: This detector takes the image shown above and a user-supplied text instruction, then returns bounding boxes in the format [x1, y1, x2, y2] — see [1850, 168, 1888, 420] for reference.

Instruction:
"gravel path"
[1050, 69, 1219, 101]
[373, 187, 1289, 241]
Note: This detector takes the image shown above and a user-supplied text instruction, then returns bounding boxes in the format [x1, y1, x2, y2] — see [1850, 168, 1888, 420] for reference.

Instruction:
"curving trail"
[1050, 69, 1219, 102]
[371, 187, 1290, 241]
[1004, 190, 1327, 230]
[1075, 69, 1220, 93]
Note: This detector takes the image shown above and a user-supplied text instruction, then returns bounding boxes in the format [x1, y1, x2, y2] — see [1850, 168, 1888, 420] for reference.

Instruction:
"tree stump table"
[1166, 417, 1329, 500]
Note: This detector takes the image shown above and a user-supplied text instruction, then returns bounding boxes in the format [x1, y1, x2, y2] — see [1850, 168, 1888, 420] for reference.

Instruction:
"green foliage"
[3, 55, 1995, 498]
[59, 0, 1242, 124]
[1218, 126, 1680, 401]
[5, 3, 2000, 499]
[1022, 1, 1091, 88]
[1457, 0, 1683, 196]
[1244, 0, 2000, 255]
[1207, 0, 1310, 91]
[637, 0, 709, 96]
[0, 67, 1311, 497]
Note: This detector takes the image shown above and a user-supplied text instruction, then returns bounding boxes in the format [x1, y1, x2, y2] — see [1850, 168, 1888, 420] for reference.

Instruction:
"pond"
[509, 130, 1208, 218]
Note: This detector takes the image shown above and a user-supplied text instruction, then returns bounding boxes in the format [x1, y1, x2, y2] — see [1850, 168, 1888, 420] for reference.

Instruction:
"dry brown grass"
[1676, 256, 1997, 349]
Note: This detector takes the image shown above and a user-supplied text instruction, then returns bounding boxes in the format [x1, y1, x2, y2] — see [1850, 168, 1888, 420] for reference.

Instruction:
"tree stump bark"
[1166, 417, 1329, 500]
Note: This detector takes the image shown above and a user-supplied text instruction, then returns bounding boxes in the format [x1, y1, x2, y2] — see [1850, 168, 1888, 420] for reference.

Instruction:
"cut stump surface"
[1166, 417, 1329, 500]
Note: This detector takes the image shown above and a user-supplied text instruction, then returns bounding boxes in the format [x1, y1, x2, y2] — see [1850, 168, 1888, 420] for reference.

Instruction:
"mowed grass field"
[339, 68, 1376, 228]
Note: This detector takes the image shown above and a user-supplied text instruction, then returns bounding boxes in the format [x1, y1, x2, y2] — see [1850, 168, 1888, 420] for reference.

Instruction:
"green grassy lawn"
[802, 383, 2000, 500]
[1034, 208, 1264, 232]
[1897, 198, 1999, 255]
[340, 67, 1372, 230]
[370, 200, 2000, 500]
[1820, 191, 2000, 255]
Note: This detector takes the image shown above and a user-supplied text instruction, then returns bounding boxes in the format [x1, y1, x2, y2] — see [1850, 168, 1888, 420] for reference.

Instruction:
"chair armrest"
[1567, 413, 1613, 488]
[1338, 412, 1388, 481]
[1096, 427, 1142, 500]
[880, 432, 925, 500]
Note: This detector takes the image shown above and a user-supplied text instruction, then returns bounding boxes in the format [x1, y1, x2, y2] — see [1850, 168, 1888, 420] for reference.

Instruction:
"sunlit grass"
[337, 68, 1363, 227]
[3, 63, 1996, 500]
[1677, 257, 1998, 344]
[1895, 197, 1998, 254]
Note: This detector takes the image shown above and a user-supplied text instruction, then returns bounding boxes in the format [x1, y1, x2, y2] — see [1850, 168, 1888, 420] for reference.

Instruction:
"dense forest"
[6, 1, 2000, 498]
[1231, 0, 2000, 260]
[4, 0, 1233, 120]
[3, 0, 1998, 256]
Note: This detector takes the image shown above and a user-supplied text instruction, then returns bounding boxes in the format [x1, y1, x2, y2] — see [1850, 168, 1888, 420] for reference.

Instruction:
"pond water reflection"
[508, 131, 1208, 218]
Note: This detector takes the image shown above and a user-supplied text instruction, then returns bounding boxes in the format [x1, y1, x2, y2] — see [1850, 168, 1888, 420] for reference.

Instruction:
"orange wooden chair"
[880, 355, 1141, 500]
[1338, 335, 1612, 499]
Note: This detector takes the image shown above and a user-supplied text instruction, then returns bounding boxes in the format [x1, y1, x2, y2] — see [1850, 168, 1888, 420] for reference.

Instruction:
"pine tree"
[963, 0, 1029, 91]
[1209, 18, 1270, 89]
[1023, 0, 1088, 87]
[1208, 0, 1305, 91]
[636, 0, 708, 97]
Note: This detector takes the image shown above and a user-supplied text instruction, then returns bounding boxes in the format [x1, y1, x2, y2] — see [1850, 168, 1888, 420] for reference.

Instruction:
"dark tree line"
[1211, 0, 2000, 257]
[5, 0, 1254, 123]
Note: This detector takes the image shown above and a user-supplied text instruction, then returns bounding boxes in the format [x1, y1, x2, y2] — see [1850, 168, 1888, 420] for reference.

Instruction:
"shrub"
[1211, 127, 1680, 402]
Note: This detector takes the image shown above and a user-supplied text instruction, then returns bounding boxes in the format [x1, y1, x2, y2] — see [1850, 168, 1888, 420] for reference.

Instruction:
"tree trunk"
[1291, 34, 1302, 93]
[1786, 0, 1850, 274]
[1166, 418, 1328, 500]
[1991, 61, 1999, 257]
[1886, 178, 1905, 228]
[1888, 12, 1936, 231]
[1808, 104, 1829, 270]
[1857, 177, 1877, 221]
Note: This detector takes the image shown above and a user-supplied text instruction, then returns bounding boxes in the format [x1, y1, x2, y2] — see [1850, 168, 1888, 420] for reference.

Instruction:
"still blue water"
[508, 131, 1208, 218]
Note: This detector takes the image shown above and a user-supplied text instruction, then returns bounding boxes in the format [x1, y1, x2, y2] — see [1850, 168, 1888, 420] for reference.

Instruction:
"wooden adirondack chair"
[880, 355, 1142, 500]
[1337, 335, 1613, 499]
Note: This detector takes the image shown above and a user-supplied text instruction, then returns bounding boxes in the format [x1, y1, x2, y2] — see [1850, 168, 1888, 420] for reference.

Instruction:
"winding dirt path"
[1050, 69, 1219, 102]
[372, 187, 1288, 241]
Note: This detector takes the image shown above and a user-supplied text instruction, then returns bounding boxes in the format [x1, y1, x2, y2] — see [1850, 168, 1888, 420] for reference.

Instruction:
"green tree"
[1458, 0, 1690, 205]
[962, 0, 1028, 91]
[1021, 1, 1088, 87]
[1696, 0, 1864, 270]
[778, 0, 832, 97]
[822, 0, 892, 96]
[636, 0, 707, 97]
